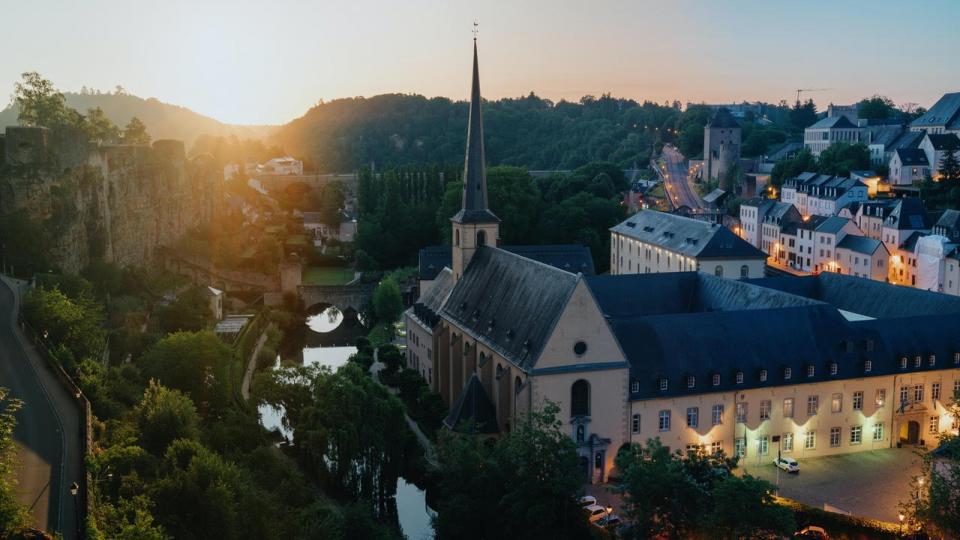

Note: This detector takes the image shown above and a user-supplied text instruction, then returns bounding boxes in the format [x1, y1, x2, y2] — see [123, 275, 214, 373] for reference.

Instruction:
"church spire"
[452, 37, 499, 224]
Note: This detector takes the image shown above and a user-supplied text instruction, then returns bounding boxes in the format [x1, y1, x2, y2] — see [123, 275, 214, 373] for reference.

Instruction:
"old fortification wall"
[0, 126, 222, 273]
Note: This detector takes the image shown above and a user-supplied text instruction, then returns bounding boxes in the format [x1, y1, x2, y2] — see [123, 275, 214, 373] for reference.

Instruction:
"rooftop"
[418, 243, 595, 281]
[610, 210, 765, 260]
[911, 92, 960, 130]
[808, 115, 859, 130]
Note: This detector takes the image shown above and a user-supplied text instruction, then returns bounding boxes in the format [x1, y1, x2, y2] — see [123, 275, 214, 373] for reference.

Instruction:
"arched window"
[515, 376, 523, 395]
[571, 379, 590, 416]
[477, 229, 486, 246]
[740, 265, 749, 278]
[576, 425, 585, 443]
[455, 229, 460, 246]
[715, 265, 724, 277]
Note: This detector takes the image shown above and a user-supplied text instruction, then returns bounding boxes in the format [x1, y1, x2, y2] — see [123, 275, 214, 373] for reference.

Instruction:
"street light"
[70, 481, 80, 539]
[898, 513, 905, 536]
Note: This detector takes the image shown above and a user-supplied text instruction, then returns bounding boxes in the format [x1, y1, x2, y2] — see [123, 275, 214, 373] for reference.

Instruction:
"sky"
[2, 0, 959, 125]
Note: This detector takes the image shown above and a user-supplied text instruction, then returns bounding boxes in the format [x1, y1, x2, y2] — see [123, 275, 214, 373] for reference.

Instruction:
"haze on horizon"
[3, 0, 959, 126]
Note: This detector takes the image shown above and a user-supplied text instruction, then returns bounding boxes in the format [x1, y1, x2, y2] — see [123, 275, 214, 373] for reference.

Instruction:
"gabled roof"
[863, 125, 905, 147]
[815, 216, 851, 235]
[441, 247, 579, 369]
[911, 92, 960, 130]
[797, 215, 828, 230]
[899, 231, 926, 252]
[886, 197, 930, 231]
[925, 133, 960, 151]
[836, 235, 885, 255]
[888, 130, 925, 152]
[610, 211, 766, 259]
[443, 374, 499, 434]
[894, 148, 929, 166]
[418, 244, 595, 281]
[706, 107, 739, 129]
[808, 115, 859, 130]
[935, 209, 960, 234]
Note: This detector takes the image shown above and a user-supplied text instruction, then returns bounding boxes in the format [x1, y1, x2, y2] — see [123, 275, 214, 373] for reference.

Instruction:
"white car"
[583, 504, 610, 524]
[578, 495, 597, 508]
[773, 456, 799, 473]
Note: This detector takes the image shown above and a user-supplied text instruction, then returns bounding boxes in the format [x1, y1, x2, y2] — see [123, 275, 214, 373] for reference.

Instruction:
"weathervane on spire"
[473, 20, 478, 40]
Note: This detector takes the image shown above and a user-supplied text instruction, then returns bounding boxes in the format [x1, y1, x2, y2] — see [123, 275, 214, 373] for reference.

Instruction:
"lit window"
[850, 426, 862, 445]
[759, 369, 767, 382]
[831, 393, 842, 413]
[804, 431, 816, 450]
[659, 378, 668, 391]
[712, 404, 723, 425]
[900, 385, 909, 405]
[852, 391, 863, 410]
[873, 422, 884, 441]
[710, 441, 722, 455]
[932, 382, 941, 401]
[783, 398, 794, 418]
[782, 433, 793, 452]
[712, 373, 720, 386]
[736, 402, 748, 423]
[736, 371, 744, 384]
[760, 400, 771, 420]
[686, 407, 699, 428]
[914, 384, 924, 402]
[658, 410, 671, 431]
[807, 395, 819, 416]
[929, 415, 939, 434]
[829, 427, 841, 447]
[864, 360, 872, 372]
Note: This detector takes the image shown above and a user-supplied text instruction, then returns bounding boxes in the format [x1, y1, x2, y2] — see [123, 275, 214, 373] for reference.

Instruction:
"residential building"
[827, 104, 859, 123]
[609, 210, 766, 279]
[889, 149, 929, 186]
[804, 116, 862, 157]
[262, 157, 304, 176]
[781, 172, 868, 217]
[919, 133, 960, 180]
[910, 92, 960, 135]
[881, 197, 931, 253]
[835, 236, 890, 281]
[760, 202, 802, 259]
[204, 286, 224, 321]
[738, 198, 775, 248]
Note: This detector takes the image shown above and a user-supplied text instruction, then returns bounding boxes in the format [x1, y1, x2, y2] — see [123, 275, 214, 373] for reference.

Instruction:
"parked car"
[797, 525, 828, 539]
[578, 495, 597, 508]
[773, 456, 799, 473]
[595, 514, 622, 529]
[583, 504, 610, 524]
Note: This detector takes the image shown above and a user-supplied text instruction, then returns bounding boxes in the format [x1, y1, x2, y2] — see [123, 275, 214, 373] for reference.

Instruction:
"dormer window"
[864, 360, 872, 373]
[807, 365, 815, 378]
[759, 369, 768, 382]
[686, 375, 695, 389]
[630, 380, 640, 393]
[954, 352, 960, 365]
[865, 339, 875, 352]
[735, 371, 744, 384]
[830, 363, 838, 376]
[712, 373, 720, 386]
[914, 355, 922, 368]
[784, 367, 792, 380]
[659, 378, 668, 391]
[928, 354, 936, 367]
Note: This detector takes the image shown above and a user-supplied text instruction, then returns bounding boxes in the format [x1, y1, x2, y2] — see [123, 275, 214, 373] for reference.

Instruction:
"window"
[759, 369, 768, 382]
[631, 414, 641, 434]
[830, 427, 841, 447]
[760, 400, 771, 420]
[735, 438, 746, 457]
[476, 230, 486, 246]
[932, 382, 941, 401]
[914, 384, 924, 402]
[455, 229, 460, 246]
[712, 404, 724, 425]
[783, 433, 794, 452]
[929, 354, 936, 367]
[929, 416, 939, 434]
[807, 395, 819, 416]
[712, 373, 720, 386]
[804, 431, 816, 450]
[736, 371, 744, 384]
[630, 380, 639, 393]
[900, 386, 909, 405]
[573, 341, 587, 356]
[850, 426, 862, 445]
[740, 265, 749, 278]
[758, 436, 769, 455]
[864, 360, 872, 372]
[715, 265, 723, 277]
[659, 378, 668, 391]
[831, 393, 842, 413]
[686, 407, 699, 428]
[900, 357, 908, 369]
[658, 410, 671, 431]
[874, 422, 884, 441]
[807, 365, 815, 378]
[736, 402, 748, 423]
[686, 375, 695, 389]
[955, 352, 960, 365]
[783, 398, 794, 418]
[915, 355, 922, 368]
[576, 425, 585, 443]
[830, 363, 838, 376]
[710, 441, 722, 455]
[784, 367, 792, 380]
[853, 391, 863, 411]
[571, 380, 590, 417]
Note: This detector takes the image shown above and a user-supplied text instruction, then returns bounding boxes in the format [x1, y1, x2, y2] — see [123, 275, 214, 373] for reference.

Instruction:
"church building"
[405, 40, 960, 485]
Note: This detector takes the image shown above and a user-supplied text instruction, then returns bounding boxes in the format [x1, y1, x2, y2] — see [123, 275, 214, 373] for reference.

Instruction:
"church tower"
[451, 38, 500, 281]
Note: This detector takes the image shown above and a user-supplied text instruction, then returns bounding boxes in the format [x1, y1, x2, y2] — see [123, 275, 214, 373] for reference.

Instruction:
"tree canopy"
[138, 331, 234, 415]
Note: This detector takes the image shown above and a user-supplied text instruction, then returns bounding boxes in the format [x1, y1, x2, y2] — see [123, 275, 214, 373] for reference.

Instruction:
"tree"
[817, 142, 871, 177]
[134, 380, 201, 456]
[138, 331, 234, 415]
[13, 71, 71, 128]
[789, 99, 818, 131]
[706, 474, 796, 538]
[122, 116, 152, 145]
[433, 402, 591, 540]
[95, 495, 169, 540]
[157, 287, 212, 334]
[22, 286, 106, 366]
[938, 138, 960, 183]
[372, 278, 403, 323]
[903, 389, 960, 537]
[86, 106, 121, 143]
[771, 147, 817, 186]
[857, 95, 897, 121]
[318, 181, 346, 228]
[0, 388, 27, 533]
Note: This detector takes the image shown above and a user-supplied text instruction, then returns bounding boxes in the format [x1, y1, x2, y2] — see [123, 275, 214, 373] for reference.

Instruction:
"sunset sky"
[3, 0, 959, 125]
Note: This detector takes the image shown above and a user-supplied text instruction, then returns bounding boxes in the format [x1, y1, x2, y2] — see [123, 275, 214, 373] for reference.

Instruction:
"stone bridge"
[299, 283, 375, 312]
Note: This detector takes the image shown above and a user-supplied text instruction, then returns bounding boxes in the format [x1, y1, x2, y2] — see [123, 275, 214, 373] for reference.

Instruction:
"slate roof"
[863, 125, 905, 147]
[441, 246, 579, 369]
[766, 202, 799, 223]
[808, 115, 859, 130]
[926, 133, 960, 151]
[706, 107, 739, 129]
[934, 209, 960, 240]
[896, 148, 930, 167]
[888, 131, 925, 153]
[911, 92, 960, 130]
[702, 188, 727, 204]
[886, 197, 930, 230]
[410, 268, 455, 328]
[815, 216, 850, 235]
[610, 211, 766, 260]
[899, 231, 925, 252]
[443, 373, 499, 434]
[766, 141, 804, 162]
[417, 244, 595, 281]
[836, 235, 884, 255]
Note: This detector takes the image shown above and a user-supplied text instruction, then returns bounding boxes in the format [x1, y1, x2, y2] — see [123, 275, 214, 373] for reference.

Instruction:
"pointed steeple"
[452, 39, 499, 224]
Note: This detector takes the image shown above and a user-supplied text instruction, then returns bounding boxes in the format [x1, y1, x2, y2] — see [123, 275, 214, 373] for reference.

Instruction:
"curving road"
[656, 145, 707, 211]
[0, 277, 81, 539]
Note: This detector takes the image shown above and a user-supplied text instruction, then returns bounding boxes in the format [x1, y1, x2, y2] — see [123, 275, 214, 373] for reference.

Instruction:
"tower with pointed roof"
[451, 38, 500, 281]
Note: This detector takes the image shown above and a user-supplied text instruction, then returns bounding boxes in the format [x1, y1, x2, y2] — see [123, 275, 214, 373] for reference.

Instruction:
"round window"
[573, 341, 587, 356]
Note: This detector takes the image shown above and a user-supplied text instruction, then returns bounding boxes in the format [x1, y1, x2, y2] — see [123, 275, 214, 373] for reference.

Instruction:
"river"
[257, 306, 436, 539]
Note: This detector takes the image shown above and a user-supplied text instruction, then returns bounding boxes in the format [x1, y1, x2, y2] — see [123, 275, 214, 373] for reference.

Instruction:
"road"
[0, 277, 82, 539]
[655, 145, 706, 211]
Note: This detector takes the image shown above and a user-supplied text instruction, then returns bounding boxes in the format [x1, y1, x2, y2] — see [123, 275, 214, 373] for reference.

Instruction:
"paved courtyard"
[739, 447, 923, 522]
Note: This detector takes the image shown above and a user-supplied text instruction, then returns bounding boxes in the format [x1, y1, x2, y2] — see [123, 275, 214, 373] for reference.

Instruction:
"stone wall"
[0, 126, 222, 273]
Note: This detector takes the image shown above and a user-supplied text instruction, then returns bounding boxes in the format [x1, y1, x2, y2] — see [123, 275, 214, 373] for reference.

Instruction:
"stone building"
[703, 107, 741, 188]
[804, 116, 862, 157]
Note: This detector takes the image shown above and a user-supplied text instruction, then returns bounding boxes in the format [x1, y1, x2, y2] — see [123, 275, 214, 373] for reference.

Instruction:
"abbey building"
[404, 40, 960, 484]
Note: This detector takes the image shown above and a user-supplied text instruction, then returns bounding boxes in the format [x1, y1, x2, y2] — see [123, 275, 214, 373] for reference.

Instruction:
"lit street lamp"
[70, 481, 80, 539]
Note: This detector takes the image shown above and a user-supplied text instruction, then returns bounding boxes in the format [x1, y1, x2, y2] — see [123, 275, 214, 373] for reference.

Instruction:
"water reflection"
[306, 306, 344, 333]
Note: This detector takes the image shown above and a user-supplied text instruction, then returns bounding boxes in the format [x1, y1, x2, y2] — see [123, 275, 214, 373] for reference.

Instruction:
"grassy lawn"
[303, 266, 355, 285]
